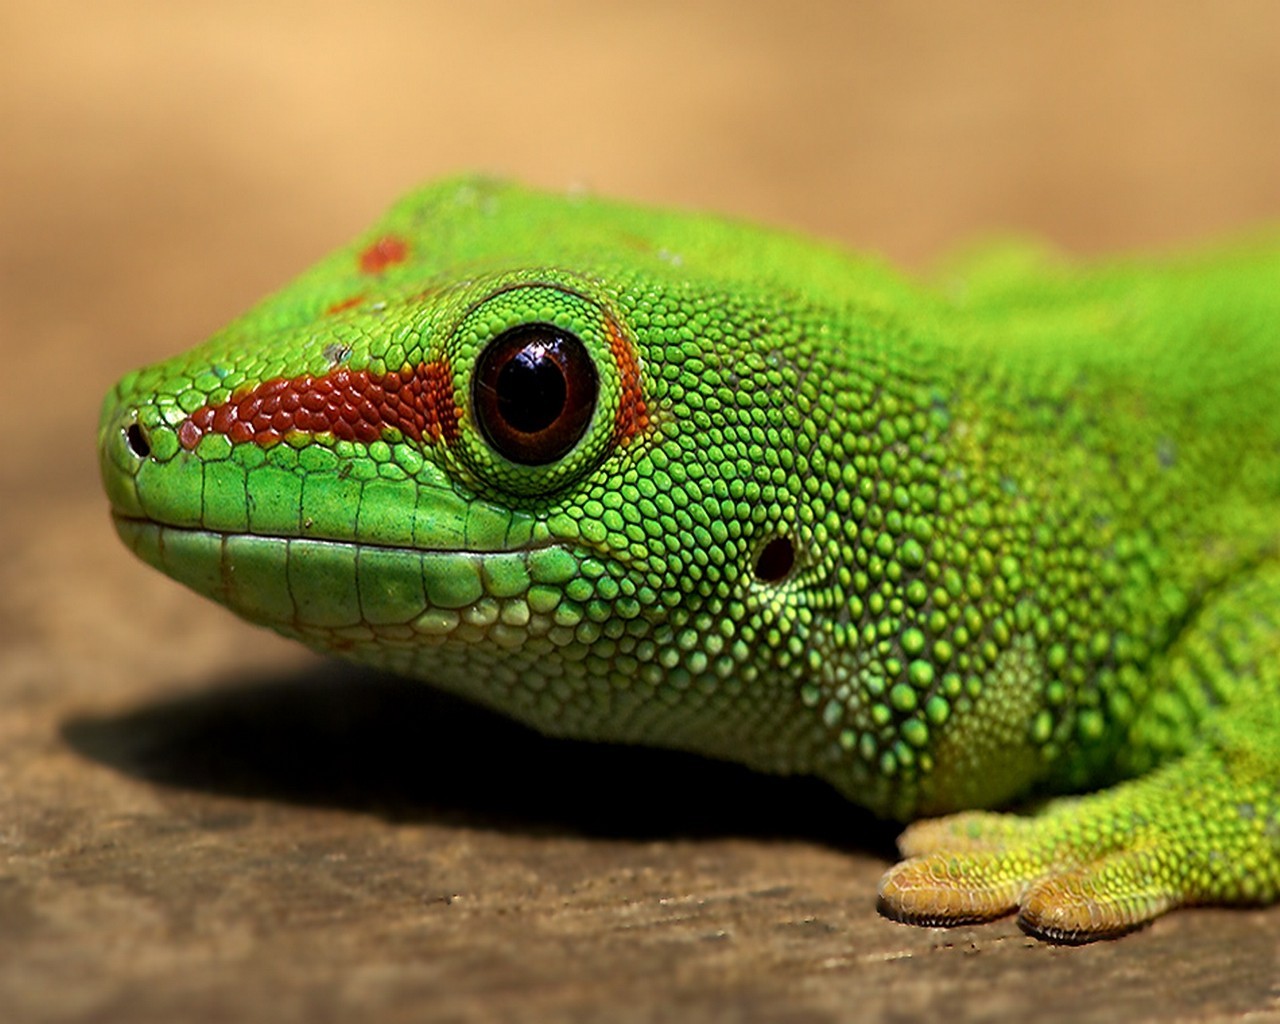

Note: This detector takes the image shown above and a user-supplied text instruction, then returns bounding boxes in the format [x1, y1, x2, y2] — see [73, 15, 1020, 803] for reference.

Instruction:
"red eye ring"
[473, 325, 598, 465]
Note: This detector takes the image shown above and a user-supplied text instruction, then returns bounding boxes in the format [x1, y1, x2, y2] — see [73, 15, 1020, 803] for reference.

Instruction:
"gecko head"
[97, 177, 868, 758]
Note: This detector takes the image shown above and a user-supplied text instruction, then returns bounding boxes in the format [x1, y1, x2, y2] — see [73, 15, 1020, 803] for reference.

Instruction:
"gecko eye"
[473, 324, 599, 465]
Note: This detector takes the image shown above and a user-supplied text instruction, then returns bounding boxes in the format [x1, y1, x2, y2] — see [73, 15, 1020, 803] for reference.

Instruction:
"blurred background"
[2, 4, 1280, 1018]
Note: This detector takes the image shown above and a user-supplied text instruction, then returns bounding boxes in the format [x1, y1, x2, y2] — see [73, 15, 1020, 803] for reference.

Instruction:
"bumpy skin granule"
[99, 177, 1280, 942]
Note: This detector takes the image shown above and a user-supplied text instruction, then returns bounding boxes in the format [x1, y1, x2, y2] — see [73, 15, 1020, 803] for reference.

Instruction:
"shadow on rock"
[61, 663, 894, 853]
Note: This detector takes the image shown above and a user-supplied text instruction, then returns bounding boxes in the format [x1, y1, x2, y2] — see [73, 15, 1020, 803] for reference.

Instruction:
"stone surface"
[3, 3, 1280, 1021]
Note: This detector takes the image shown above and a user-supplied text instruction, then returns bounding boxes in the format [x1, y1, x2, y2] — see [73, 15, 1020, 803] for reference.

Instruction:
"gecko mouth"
[109, 513, 558, 557]
[111, 515, 587, 644]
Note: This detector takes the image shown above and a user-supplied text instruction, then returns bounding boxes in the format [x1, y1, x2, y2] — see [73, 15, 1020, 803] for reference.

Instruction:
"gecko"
[98, 176, 1280, 942]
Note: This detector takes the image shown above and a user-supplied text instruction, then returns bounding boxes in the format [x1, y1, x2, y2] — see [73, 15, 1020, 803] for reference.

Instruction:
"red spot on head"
[358, 236, 408, 274]
[607, 318, 649, 445]
[179, 361, 458, 450]
[325, 294, 364, 315]
[177, 419, 203, 450]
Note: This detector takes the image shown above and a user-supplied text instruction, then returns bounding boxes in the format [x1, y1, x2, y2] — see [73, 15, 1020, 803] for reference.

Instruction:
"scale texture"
[99, 176, 1280, 942]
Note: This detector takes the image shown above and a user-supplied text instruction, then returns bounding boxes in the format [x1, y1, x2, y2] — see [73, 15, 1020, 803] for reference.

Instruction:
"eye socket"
[473, 324, 599, 466]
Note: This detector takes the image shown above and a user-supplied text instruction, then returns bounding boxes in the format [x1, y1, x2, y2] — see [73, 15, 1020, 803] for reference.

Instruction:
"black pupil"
[497, 344, 567, 434]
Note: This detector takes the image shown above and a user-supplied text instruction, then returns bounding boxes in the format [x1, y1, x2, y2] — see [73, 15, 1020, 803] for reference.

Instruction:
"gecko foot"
[875, 727, 1280, 942]
[878, 817, 1176, 942]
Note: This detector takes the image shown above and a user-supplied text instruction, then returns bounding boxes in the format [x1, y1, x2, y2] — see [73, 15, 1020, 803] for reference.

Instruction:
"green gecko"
[99, 176, 1280, 943]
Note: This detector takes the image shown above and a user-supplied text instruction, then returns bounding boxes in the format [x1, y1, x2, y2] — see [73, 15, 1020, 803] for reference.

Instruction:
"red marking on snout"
[180, 361, 458, 449]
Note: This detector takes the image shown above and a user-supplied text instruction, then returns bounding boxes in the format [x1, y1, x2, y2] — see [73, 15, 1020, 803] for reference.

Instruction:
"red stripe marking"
[179, 361, 458, 450]
[606, 317, 649, 444]
[358, 236, 408, 274]
[325, 294, 364, 315]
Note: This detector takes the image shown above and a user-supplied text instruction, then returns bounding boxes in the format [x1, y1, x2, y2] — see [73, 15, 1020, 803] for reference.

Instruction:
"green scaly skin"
[99, 176, 1280, 942]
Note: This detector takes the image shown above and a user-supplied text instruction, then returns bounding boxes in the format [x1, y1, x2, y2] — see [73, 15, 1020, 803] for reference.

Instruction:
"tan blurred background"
[2, 3, 1279, 1021]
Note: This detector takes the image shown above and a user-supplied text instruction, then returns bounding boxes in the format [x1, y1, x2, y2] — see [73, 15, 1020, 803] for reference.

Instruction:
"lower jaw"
[111, 516, 563, 647]
[110, 517, 836, 790]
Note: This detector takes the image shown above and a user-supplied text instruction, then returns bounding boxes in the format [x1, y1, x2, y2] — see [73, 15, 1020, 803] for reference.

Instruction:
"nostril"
[125, 422, 151, 459]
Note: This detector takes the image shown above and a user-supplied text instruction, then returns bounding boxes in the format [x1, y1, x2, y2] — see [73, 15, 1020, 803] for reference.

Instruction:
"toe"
[1017, 848, 1180, 943]
[897, 811, 1036, 857]
[877, 851, 1029, 926]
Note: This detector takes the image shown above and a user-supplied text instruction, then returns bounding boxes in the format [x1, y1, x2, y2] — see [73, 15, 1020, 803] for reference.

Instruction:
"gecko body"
[100, 177, 1280, 941]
